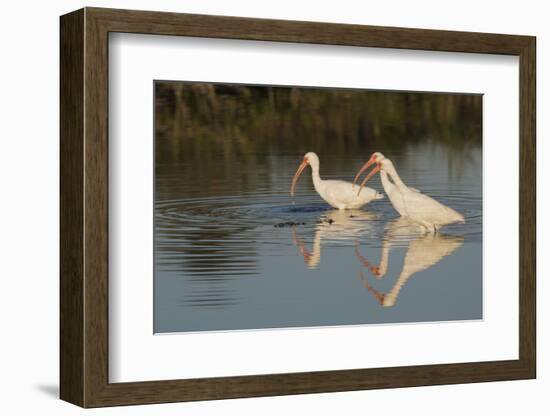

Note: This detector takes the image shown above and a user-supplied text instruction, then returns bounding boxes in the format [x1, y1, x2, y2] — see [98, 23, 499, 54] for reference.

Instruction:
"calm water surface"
[154, 142, 482, 333]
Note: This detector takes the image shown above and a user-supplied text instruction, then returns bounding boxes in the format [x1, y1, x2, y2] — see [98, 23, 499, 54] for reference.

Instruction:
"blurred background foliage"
[155, 82, 481, 162]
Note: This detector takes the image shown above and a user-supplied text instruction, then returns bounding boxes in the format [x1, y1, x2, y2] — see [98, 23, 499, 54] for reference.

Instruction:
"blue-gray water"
[154, 142, 482, 333]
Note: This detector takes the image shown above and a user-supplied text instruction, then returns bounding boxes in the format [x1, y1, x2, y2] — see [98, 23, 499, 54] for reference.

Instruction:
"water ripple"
[155, 184, 481, 313]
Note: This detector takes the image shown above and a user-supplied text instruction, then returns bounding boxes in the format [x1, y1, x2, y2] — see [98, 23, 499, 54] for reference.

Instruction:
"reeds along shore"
[155, 82, 482, 163]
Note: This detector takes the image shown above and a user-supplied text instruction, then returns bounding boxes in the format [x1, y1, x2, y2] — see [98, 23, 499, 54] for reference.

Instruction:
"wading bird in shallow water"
[291, 152, 383, 210]
[353, 152, 465, 232]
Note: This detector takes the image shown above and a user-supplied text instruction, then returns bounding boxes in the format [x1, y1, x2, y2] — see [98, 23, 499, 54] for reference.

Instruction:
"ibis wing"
[403, 191, 464, 224]
[324, 180, 357, 205]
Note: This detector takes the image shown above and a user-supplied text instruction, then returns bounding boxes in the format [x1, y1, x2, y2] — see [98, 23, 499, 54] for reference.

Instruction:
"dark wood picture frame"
[60, 7, 536, 408]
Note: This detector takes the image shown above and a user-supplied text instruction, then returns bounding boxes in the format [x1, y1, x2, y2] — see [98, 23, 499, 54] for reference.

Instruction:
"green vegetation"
[155, 82, 482, 164]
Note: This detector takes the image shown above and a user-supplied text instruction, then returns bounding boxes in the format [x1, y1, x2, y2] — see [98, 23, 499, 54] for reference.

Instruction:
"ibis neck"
[380, 170, 394, 194]
[384, 164, 406, 190]
[310, 164, 323, 192]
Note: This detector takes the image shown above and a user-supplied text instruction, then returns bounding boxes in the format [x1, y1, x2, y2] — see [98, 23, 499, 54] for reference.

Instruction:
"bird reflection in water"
[356, 217, 464, 307]
[291, 209, 380, 269]
[292, 215, 464, 307]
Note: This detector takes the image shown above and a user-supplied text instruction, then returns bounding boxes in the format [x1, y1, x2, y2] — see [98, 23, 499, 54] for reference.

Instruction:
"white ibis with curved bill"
[290, 152, 383, 210]
[353, 152, 465, 232]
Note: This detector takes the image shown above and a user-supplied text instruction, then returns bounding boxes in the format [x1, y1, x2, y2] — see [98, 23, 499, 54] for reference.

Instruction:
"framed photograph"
[60, 7, 536, 407]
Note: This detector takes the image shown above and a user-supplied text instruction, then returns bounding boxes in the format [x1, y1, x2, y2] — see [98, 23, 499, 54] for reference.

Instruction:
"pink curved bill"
[357, 164, 381, 195]
[290, 159, 309, 197]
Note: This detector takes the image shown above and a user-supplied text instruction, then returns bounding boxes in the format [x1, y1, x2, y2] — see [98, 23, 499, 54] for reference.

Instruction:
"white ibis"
[291, 152, 383, 210]
[357, 217, 464, 307]
[354, 152, 465, 232]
